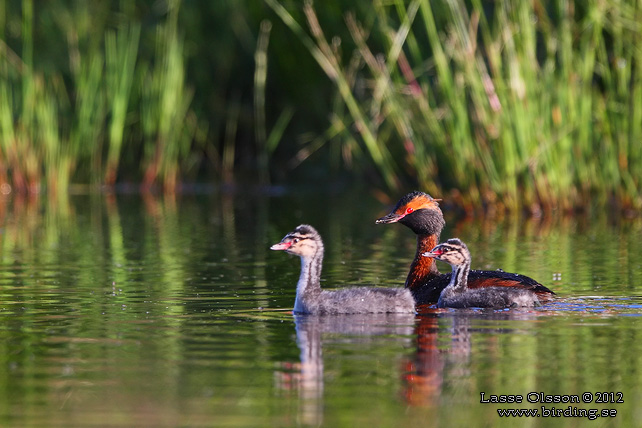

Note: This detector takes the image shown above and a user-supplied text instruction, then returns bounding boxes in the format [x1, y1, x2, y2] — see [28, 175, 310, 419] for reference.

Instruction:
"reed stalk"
[139, 0, 199, 192]
[104, 24, 140, 186]
[254, 20, 272, 184]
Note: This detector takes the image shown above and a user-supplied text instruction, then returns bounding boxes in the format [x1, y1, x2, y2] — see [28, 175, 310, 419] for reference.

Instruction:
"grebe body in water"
[424, 239, 542, 308]
[375, 191, 554, 305]
[271, 225, 415, 315]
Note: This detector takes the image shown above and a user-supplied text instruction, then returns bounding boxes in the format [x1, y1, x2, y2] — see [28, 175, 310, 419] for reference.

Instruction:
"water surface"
[0, 189, 640, 427]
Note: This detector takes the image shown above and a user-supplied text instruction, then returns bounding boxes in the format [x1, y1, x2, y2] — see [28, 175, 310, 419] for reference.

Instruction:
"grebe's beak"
[270, 241, 292, 251]
[422, 246, 444, 258]
[375, 212, 403, 224]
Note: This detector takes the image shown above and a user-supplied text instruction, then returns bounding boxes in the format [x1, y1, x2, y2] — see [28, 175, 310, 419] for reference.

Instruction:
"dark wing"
[467, 270, 555, 299]
[410, 270, 554, 305]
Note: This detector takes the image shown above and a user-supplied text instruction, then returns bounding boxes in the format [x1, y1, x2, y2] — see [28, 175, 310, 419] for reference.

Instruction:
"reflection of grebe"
[402, 315, 444, 407]
[271, 225, 415, 314]
[278, 314, 416, 425]
[376, 191, 554, 305]
[425, 239, 542, 308]
[402, 310, 543, 407]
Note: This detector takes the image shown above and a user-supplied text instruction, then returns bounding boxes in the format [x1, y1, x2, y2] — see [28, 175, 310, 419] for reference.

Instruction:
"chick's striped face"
[422, 239, 469, 266]
[270, 225, 321, 257]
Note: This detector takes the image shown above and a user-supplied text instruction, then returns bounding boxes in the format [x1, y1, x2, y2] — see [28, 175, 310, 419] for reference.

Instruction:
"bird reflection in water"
[276, 309, 543, 425]
[402, 309, 543, 407]
[275, 313, 415, 426]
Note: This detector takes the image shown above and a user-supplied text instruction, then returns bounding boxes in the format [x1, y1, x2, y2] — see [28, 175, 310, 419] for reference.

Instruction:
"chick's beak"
[270, 241, 292, 251]
[423, 247, 443, 258]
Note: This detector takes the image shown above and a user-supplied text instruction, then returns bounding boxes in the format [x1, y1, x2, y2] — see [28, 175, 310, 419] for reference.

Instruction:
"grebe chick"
[423, 238, 541, 308]
[376, 191, 554, 305]
[271, 225, 416, 315]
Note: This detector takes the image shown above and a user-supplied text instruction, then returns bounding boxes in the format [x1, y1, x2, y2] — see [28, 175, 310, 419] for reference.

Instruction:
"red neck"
[405, 234, 440, 290]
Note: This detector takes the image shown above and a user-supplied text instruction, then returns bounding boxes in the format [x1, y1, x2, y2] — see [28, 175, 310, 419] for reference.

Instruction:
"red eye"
[406, 207, 414, 214]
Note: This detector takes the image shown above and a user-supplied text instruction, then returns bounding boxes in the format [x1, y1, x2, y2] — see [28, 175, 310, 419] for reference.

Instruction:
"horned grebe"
[271, 225, 415, 314]
[424, 238, 542, 308]
[376, 191, 554, 305]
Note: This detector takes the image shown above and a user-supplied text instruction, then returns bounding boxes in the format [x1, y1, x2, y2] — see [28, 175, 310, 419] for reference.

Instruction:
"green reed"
[268, 0, 642, 212]
[105, 23, 140, 186]
[139, 9, 195, 192]
[2, 0, 640, 210]
[0, 1, 201, 193]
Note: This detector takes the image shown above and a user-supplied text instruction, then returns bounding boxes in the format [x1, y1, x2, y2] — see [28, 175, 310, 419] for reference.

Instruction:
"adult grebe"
[271, 224, 415, 314]
[424, 238, 542, 308]
[375, 191, 554, 305]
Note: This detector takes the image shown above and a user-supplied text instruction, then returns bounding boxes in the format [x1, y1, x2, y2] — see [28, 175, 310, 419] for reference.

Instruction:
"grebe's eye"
[406, 207, 414, 214]
[293, 238, 300, 243]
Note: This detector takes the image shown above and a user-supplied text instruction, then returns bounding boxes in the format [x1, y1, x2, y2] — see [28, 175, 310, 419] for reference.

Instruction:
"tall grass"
[139, 4, 196, 193]
[105, 24, 140, 186]
[1, 0, 641, 211]
[267, 0, 642, 212]
[0, 1, 202, 193]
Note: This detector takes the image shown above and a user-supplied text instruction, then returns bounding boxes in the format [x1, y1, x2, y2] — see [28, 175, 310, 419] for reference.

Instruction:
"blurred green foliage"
[1, 0, 641, 213]
[267, 0, 642, 212]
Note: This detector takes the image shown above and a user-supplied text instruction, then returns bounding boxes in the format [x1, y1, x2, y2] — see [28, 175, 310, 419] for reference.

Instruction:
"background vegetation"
[0, 0, 640, 212]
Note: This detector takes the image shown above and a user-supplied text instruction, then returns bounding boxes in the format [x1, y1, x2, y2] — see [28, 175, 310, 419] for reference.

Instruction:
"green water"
[0, 189, 641, 427]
